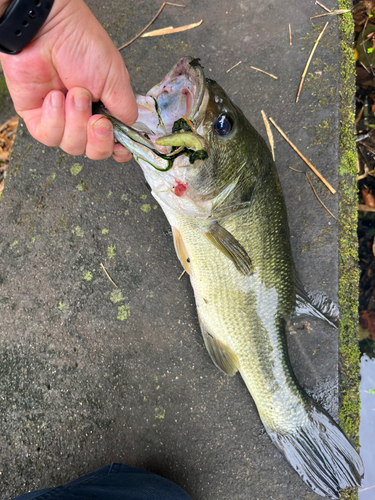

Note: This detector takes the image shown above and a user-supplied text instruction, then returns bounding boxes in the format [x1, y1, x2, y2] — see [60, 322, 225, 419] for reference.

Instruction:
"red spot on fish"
[173, 181, 187, 197]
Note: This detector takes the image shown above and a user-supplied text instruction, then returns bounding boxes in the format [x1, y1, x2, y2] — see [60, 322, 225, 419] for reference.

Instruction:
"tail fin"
[266, 404, 364, 499]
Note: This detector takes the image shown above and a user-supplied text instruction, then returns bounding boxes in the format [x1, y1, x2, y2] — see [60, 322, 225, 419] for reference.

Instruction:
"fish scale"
[158, 164, 305, 434]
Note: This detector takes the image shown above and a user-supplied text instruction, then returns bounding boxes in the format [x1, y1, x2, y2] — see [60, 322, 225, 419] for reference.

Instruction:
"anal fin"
[172, 227, 191, 275]
[199, 315, 238, 376]
[204, 222, 253, 276]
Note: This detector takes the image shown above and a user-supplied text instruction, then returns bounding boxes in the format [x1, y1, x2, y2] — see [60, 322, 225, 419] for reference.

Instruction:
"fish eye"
[214, 114, 233, 136]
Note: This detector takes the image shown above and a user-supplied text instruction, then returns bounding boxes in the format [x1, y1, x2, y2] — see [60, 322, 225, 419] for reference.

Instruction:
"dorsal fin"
[199, 315, 239, 376]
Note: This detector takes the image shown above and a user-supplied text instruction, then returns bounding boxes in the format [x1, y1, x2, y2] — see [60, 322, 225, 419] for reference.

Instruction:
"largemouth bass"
[96, 57, 363, 498]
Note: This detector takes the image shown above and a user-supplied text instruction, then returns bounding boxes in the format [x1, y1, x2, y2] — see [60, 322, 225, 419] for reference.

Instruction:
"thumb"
[100, 51, 138, 126]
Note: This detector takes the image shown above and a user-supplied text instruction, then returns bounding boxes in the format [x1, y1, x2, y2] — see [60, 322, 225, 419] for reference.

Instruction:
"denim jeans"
[12, 463, 192, 500]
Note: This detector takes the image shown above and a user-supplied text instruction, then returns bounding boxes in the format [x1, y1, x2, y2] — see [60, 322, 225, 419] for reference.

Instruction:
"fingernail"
[51, 91, 64, 108]
[113, 154, 132, 162]
[93, 119, 112, 137]
[74, 92, 90, 110]
[113, 149, 131, 158]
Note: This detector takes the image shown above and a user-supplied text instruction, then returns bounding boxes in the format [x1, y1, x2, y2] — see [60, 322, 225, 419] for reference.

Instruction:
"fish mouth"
[96, 57, 209, 171]
[137, 57, 207, 137]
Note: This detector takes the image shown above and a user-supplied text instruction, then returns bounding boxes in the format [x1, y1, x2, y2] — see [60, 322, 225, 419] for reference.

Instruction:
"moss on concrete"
[70, 164, 83, 176]
[337, 3, 361, 499]
[300, 22, 336, 51]
[303, 72, 337, 110]
[117, 304, 130, 321]
[107, 245, 116, 259]
[312, 118, 336, 146]
[301, 55, 338, 112]
[110, 289, 125, 304]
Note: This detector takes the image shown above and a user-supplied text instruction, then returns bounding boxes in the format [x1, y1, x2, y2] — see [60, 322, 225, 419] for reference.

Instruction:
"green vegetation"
[312, 118, 336, 147]
[154, 406, 165, 419]
[110, 289, 125, 304]
[72, 226, 84, 237]
[70, 163, 83, 176]
[82, 270, 93, 281]
[337, 3, 361, 499]
[107, 245, 116, 259]
[141, 204, 151, 213]
[117, 304, 130, 321]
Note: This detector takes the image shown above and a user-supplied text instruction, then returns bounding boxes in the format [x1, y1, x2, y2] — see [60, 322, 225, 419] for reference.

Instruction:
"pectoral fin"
[204, 222, 253, 275]
[172, 227, 191, 275]
[199, 316, 239, 376]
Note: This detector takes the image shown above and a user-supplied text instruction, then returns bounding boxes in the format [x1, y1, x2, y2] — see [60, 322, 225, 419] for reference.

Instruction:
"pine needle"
[269, 117, 336, 194]
[141, 20, 202, 37]
[296, 22, 329, 103]
[315, 1, 331, 13]
[226, 61, 242, 73]
[310, 10, 350, 20]
[289, 167, 337, 220]
[250, 66, 278, 80]
[118, 2, 186, 51]
[100, 263, 118, 287]
[261, 110, 275, 161]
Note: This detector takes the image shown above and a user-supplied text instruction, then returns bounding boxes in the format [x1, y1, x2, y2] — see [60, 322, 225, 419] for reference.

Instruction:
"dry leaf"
[362, 187, 375, 207]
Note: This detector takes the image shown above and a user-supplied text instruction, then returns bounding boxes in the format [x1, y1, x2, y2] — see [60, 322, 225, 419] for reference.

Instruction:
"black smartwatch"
[0, 0, 55, 55]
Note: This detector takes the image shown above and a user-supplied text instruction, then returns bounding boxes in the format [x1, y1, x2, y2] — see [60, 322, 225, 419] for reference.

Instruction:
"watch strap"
[0, 0, 55, 55]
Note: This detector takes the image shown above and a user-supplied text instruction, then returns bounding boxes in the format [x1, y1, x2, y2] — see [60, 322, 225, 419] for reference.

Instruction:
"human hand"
[0, 0, 137, 162]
